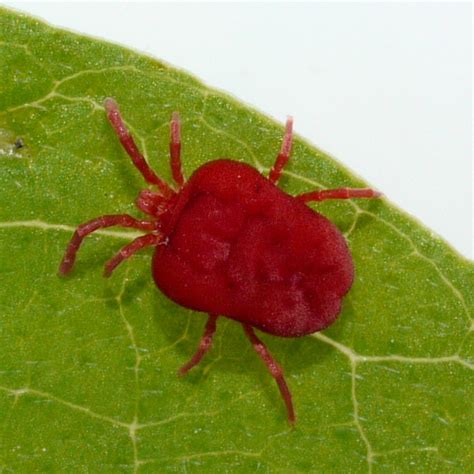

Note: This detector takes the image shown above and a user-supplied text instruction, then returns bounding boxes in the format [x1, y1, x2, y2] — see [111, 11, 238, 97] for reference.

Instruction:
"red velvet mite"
[59, 98, 381, 424]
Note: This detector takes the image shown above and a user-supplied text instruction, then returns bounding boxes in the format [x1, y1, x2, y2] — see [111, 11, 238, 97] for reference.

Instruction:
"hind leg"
[297, 188, 381, 203]
[178, 314, 218, 375]
[243, 324, 295, 424]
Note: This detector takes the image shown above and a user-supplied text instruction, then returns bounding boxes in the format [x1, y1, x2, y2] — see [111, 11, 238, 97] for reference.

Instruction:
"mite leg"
[169, 112, 185, 188]
[243, 324, 296, 424]
[178, 314, 218, 376]
[269, 116, 293, 184]
[104, 98, 174, 198]
[59, 215, 157, 275]
[297, 187, 382, 203]
[104, 232, 163, 277]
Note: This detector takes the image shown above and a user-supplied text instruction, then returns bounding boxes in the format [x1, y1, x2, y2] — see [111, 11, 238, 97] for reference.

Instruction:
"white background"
[4, 2, 473, 258]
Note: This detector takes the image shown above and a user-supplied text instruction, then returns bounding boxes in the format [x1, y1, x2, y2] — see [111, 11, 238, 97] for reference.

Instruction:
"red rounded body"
[152, 159, 354, 337]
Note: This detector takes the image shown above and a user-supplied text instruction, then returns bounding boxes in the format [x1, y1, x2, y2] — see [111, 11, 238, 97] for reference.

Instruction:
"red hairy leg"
[104, 98, 174, 198]
[59, 215, 157, 275]
[269, 117, 294, 184]
[104, 232, 163, 277]
[297, 188, 382, 203]
[178, 314, 218, 376]
[243, 324, 296, 424]
[170, 112, 185, 187]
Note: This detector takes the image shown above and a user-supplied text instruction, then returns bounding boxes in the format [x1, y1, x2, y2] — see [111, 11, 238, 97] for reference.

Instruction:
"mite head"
[136, 189, 170, 218]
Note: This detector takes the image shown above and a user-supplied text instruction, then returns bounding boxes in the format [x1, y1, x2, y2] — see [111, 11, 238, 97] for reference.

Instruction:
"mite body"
[153, 159, 354, 338]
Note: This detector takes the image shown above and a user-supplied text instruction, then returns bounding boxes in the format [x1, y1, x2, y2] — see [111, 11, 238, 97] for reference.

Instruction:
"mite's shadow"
[146, 285, 350, 419]
[94, 245, 356, 422]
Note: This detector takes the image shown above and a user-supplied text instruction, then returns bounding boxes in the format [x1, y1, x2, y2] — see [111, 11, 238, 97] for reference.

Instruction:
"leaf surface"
[0, 8, 472, 473]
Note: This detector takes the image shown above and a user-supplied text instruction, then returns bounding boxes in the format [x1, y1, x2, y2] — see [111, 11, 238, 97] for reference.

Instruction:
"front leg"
[103, 232, 164, 277]
[59, 214, 157, 275]
[169, 111, 185, 188]
[105, 98, 174, 198]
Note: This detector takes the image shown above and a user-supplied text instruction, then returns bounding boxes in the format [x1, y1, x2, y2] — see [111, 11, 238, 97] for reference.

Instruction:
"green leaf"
[1, 8, 472, 473]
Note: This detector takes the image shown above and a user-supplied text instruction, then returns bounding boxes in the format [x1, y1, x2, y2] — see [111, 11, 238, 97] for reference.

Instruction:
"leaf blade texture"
[0, 8, 472, 473]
